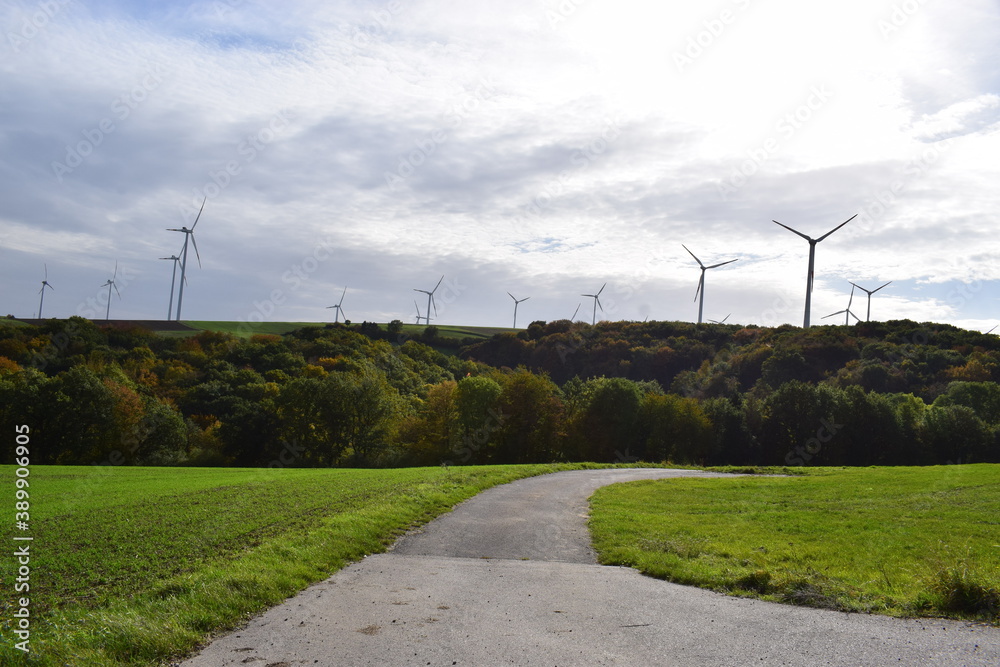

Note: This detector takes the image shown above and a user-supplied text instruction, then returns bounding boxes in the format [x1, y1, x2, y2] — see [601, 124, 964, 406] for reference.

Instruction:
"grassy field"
[590, 465, 1000, 623]
[0, 463, 595, 666]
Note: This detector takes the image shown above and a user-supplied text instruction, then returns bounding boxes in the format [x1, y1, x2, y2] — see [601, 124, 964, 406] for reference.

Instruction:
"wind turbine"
[682, 245, 738, 325]
[101, 262, 121, 320]
[414, 275, 444, 325]
[326, 286, 348, 323]
[168, 197, 206, 321]
[581, 283, 606, 326]
[507, 292, 530, 328]
[159, 253, 182, 320]
[773, 214, 856, 328]
[413, 300, 423, 324]
[849, 281, 891, 321]
[708, 314, 731, 324]
[37, 265, 54, 319]
[822, 284, 860, 325]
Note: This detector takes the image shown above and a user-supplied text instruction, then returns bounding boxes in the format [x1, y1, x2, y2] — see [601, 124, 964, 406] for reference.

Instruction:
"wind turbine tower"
[414, 275, 444, 326]
[326, 287, 348, 323]
[38, 265, 54, 319]
[159, 254, 181, 320]
[822, 284, 860, 325]
[581, 283, 606, 326]
[168, 197, 206, 321]
[682, 245, 738, 325]
[101, 263, 121, 320]
[849, 281, 892, 321]
[773, 214, 856, 328]
[507, 292, 530, 328]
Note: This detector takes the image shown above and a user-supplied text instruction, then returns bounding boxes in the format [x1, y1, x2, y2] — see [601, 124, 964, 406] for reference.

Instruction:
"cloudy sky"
[2, 0, 998, 330]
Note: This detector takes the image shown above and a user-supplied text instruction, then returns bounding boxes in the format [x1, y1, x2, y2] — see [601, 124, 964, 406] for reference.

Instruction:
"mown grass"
[590, 465, 1000, 623]
[0, 463, 600, 666]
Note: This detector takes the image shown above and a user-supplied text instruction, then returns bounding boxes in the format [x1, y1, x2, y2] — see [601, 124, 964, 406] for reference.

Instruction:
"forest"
[2, 316, 1000, 468]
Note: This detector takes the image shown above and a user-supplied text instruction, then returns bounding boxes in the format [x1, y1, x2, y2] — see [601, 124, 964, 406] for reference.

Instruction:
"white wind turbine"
[773, 214, 856, 328]
[159, 253, 182, 320]
[326, 287, 348, 323]
[413, 300, 424, 325]
[507, 292, 530, 328]
[101, 262, 122, 320]
[37, 264, 54, 319]
[849, 281, 892, 321]
[822, 284, 860, 325]
[167, 197, 206, 321]
[414, 275, 444, 325]
[708, 314, 731, 324]
[581, 283, 606, 326]
[682, 245, 738, 325]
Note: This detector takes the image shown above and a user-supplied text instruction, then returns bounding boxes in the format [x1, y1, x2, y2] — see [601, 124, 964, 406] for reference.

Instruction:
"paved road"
[181, 469, 1000, 666]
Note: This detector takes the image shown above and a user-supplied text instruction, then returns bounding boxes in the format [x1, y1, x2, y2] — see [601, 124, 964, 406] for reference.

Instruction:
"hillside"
[1, 316, 998, 468]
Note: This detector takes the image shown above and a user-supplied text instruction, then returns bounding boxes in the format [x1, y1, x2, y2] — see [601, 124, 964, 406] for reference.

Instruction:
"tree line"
[1, 316, 999, 467]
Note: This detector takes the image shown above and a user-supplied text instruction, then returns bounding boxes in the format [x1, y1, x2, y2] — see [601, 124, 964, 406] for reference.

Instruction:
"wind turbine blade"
[987, 325, 998, 334]
[705, 258, 738, 269]
[597, 283, 606, 296]
[113, 261, 118, 280]
[694, 273, 704, 302]
[338, 286, 347, 306]
[44, 263, 48, 280]
[572, 304, 580, 320]
[521, 296, 530, 303]
[596, 297, 603, 313]
[772, 220, 812, 241]
[113, 282, 121, 299]
[191, 233, 202, 268]
[815, 214, 857, 243]
[507, 292, 516, 301]
[431, 296, 438, 316]
[191, 197, 207, 230]
[340, 307, 347, 320]
[848, 281, 869, 295]
[681, 244, 705, 268]
[847, 284, 856, 310]
[872, 281, 892, 293]
[432, 275, 444, 293]
[822, 310, 846, 319]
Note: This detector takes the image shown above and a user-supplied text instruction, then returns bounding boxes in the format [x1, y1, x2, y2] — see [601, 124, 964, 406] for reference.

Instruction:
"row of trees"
[1, 317, 999, 467]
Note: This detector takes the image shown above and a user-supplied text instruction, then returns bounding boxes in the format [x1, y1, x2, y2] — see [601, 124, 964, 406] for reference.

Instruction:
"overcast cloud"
[2, 0, 998, 330]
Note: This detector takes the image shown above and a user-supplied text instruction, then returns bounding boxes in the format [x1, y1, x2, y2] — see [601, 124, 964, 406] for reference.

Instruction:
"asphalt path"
[180, 468, 1000, 666]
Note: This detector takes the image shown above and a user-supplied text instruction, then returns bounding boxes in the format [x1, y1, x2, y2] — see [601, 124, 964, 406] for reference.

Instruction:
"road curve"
[180, 468, 1000, 666]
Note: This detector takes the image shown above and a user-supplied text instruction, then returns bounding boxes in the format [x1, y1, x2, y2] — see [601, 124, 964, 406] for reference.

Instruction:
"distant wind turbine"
[849, 281, 892, 321]
[413, 300, 423, 324]
[708, 314, 731, 324]
[159, 253, 182, 320]
[822, 284, 860, 325]
[682, 245, 738, 325]
[581, 283, 606, 326]
[326, 286, 348, 323]
[773, 214, 856, 328]
[414, 275, 444, 325]
[101, 262, 122, 320]
[168, 197, 206, 321]
[507, 292, 530, 328]
[38, 264, 54, 319]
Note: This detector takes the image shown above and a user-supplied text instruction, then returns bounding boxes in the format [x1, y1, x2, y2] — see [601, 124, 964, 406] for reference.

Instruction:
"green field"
[590, 465, 1000, 622]
[0, 463, 590, 666]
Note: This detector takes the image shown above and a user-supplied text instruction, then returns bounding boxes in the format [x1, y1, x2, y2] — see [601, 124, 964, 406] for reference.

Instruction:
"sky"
[1, 0, 999, 331]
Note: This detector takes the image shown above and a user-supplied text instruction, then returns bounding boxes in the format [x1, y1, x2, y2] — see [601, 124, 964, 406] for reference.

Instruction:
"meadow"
[590, 464, 1000, 622]
[0, 463, 592, 666]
